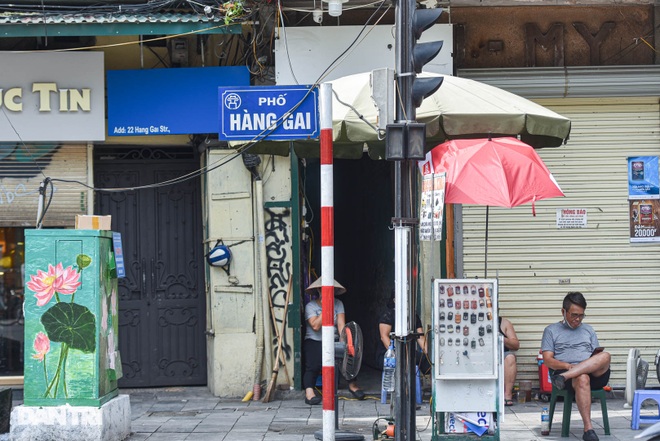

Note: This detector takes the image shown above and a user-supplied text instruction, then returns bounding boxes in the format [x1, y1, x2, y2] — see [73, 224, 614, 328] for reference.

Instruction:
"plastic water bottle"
[382, 341, 396, 393]
[541, 407, 550, 436]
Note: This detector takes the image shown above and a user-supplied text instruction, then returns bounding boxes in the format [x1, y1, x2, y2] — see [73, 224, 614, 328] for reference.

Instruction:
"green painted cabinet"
[23, 229, 121, 407]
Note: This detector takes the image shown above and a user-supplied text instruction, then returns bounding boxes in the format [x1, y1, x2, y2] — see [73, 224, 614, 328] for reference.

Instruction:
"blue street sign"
[218, 85, 319, 141]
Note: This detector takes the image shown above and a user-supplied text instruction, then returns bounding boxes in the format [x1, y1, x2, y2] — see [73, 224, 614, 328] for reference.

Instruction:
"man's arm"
[379, 323, 392, 349]
[416, 326, 428, 353]
[501, 318, 520, 351]
[542, 350, 572, 371]
[336, 312, 346, 336]
[307, 312, 322, 332]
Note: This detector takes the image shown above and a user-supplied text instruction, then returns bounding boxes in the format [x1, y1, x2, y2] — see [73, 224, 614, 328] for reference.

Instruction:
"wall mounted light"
[323, 0, 348, 17]
[312, 8, 323, 23]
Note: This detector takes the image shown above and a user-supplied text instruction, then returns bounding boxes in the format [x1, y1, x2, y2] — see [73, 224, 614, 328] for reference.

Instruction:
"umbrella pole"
[484, 206, 489, 278]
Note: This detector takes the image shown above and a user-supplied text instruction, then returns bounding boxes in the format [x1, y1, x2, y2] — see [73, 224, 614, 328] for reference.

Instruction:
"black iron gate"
[95, 147, 207, 387]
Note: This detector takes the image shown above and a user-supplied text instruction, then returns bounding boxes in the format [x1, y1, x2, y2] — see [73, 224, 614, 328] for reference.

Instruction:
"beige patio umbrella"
[241, 71, 571, 158]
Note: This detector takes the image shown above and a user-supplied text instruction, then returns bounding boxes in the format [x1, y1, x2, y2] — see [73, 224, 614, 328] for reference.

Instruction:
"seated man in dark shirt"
[541, 292, 611, 441]
[376, 292, 430, 375]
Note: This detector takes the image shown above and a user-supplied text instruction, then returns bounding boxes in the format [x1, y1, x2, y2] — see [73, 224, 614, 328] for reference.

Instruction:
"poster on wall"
[556, 208, 587, 229]
[420, 173, 446, 242]
[432, 174, 446, 241]
[629, 199, 660, 242]
[628, 156, 659, 199]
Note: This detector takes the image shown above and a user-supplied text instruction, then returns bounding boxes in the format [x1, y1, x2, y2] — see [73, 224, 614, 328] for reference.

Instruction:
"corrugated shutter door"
[461, 97, 660, 387]
[0, 144, 88, 227]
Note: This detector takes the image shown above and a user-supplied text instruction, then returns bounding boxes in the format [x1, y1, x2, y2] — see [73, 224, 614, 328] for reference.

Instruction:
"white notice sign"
[420, 173, 446, 241]
[556, 208, 587, 229]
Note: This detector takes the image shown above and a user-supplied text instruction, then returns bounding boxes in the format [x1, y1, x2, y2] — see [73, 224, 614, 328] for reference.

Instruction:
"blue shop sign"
[218, 85, 319, 141]
[107, 66, 249, 136]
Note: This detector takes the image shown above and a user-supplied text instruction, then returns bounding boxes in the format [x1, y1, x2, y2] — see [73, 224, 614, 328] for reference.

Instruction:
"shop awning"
[0, 12, 242, 37]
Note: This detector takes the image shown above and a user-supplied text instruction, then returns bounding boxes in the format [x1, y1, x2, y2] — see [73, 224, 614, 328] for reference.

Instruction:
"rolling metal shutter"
[460, 97, 660, 388]
[0, 144, 89, 227]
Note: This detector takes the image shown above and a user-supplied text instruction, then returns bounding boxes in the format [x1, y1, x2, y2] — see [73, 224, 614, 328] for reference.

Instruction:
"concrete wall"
[205, 149, 293, 397]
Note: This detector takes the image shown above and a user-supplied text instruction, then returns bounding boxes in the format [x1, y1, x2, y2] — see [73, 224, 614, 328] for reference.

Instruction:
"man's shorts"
[554, 368, 611, 392]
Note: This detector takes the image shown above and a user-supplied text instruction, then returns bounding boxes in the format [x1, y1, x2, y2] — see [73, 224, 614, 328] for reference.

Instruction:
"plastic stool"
[549, 385, 610, 437]
[381, 366, 422, 404]
[631, 390, 660, 430]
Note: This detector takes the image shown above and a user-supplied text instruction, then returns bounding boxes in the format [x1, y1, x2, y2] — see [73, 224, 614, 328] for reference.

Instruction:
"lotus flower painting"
[23, 230, 120, 407]
[26, 254, 97, 398]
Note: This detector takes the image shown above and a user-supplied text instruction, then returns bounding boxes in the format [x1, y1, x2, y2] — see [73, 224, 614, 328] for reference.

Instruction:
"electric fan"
[340, 321, 363, 381]
[314, 321, 365, 441]
[626, 348, 650, 407]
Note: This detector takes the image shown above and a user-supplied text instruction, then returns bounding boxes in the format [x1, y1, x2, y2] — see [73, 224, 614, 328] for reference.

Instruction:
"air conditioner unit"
[625, 348, 649, 407]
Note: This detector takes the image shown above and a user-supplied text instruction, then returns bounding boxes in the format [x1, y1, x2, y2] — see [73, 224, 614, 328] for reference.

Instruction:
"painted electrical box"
[23, 229, 121, 407]
[432, 278, 502, 440]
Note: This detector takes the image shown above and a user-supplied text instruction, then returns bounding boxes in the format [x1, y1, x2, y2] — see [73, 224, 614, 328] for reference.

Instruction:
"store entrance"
[94, 146, 207, 388]
[302, 154, 394, 389]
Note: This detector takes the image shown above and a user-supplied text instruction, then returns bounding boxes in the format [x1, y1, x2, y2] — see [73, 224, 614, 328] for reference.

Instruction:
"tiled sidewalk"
[123, 387, 654, 441]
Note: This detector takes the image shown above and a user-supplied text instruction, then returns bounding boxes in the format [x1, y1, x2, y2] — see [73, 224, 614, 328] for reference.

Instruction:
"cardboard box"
[75, 215, 112, 230]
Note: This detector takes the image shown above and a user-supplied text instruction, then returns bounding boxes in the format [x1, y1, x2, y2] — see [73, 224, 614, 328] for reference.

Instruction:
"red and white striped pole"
[319, 82, 336, 441]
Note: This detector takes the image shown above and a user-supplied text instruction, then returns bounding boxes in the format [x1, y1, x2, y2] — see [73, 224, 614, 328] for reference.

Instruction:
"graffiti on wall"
[265, 207, 292, 362]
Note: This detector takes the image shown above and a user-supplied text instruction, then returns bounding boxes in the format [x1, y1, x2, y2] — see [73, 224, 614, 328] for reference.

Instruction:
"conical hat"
[305, 277, 346, 296]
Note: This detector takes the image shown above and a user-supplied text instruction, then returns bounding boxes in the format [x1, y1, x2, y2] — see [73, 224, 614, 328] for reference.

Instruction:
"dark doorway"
[95, 147, 207, 388]
[302, 155, 394, 380]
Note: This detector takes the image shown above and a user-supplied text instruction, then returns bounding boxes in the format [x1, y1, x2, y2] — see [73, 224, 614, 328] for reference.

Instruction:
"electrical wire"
[52, 145, 245, 192]
[332, 88, 385, 140]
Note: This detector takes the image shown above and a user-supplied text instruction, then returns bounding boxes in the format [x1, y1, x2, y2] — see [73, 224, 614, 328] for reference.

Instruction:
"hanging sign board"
[217, 85, 319, 141]
[628, 156, 659, 199]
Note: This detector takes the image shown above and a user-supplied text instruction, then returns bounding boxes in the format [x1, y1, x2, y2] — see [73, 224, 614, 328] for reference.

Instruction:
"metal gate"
[94, 146, 207, 387]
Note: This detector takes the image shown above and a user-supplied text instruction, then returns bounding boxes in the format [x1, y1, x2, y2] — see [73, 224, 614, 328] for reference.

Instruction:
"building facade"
[0, 0, 658, 394]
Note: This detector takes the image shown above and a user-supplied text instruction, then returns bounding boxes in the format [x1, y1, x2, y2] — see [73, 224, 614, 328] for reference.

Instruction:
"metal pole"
[394, 0, 418, 437]
[319, 83, 336, 441]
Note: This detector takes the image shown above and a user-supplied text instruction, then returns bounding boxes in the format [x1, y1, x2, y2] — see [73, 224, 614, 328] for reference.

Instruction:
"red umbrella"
[420, 137, 564, 275]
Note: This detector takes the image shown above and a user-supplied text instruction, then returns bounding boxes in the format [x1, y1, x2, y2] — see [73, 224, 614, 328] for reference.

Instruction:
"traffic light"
[386, 122, 426, 160]
[411, 8, 444, 109]
[386, 5, 444, 160]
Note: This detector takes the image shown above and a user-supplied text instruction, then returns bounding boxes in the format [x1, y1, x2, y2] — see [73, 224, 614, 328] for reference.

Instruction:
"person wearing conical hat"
[302, 277, 365, 404]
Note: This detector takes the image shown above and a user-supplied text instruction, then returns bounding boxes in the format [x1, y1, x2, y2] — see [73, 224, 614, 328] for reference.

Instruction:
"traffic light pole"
[393, 0, 418, 439]
[389, 0, 443, 438]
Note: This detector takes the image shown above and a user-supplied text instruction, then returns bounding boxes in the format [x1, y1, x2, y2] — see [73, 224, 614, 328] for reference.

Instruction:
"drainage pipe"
[251, 178, 264, 400]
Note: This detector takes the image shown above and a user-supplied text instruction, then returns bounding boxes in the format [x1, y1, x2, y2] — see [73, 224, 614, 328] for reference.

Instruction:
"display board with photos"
[433, 279, 499, 379]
